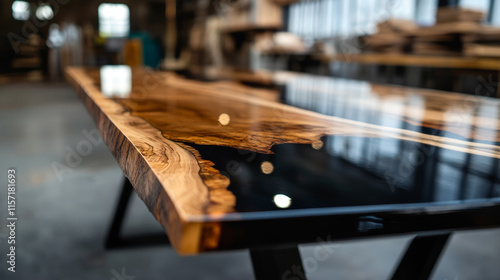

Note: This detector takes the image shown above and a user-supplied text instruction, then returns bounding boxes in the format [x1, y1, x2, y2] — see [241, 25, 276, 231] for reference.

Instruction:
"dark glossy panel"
[189, 137, 500, 213]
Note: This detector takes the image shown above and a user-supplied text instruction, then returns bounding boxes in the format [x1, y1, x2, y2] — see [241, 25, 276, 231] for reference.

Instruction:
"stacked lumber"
[410, 7, 500, 57]
[436, 7, 485, 24]
[219, 0, 282, 32]
[217, 0, 284, 71]
[364, 7, 500, 58]
[408, 7, 486, 56]
[11, 34, 43, 70]
[254, 32, 307, 54]
[462, 28, 500, 57]
[463, 43, 500, 57]
[377, 19, 417, 33]
[410, 27, 464, 56]
[364, 19, 416, 54]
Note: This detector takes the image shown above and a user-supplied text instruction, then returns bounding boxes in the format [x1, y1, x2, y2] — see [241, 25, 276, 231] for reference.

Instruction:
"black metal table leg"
[391, 233, 451, 280]
[105, 177, 169, 249]
[250, 245, 307, 280]
[105, 178, 134, 248]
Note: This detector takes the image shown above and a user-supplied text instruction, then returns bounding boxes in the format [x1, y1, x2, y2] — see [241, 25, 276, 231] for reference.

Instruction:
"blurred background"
[2, 0, 500, 95]
[1, 0, 500, 279]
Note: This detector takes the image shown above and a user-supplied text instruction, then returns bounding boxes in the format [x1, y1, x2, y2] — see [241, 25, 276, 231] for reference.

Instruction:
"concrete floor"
[0, 81, 499, 280]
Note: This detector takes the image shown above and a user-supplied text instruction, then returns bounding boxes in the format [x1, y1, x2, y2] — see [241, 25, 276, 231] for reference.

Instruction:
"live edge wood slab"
[66, 66, 500, 254]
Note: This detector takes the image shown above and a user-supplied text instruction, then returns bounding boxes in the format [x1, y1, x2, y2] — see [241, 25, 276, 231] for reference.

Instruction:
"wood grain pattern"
[66, 66, 500, 254]
[66, 67, 229, 254]
[117, 71, 500, 157]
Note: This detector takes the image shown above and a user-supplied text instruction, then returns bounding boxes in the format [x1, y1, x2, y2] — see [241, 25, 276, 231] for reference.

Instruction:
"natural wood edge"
[64, 67, 223, 254]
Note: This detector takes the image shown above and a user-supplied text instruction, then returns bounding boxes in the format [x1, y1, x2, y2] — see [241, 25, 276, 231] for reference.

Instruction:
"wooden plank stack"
[462, 28, 500, 58]
[219, 0, 282, 32]
[436, 7, 485, 24]
[364, 19, 416, 54]
[11, 34, 42, 69]
[365, 7, 500, 58]
[216, 0, 284, 71]
[411, 7, 486, 56]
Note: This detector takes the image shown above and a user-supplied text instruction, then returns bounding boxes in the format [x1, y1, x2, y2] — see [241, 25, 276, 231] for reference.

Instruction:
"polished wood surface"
[118, 77, 500, 157]
[66, 66, 500, 254]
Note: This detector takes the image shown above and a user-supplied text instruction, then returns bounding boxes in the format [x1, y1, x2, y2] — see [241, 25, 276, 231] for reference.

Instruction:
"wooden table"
[66, 66, 500, 280]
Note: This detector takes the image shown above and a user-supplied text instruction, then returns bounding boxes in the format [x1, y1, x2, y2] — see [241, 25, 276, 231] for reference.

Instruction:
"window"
[98, 3, 130, 38]
[460, 0, 490, 11]
[288, 0, 417, 40]
[12, 0, 30, 21]
[416, 0, 438, 26]
[391, 0, 417, 21]
[491, 0, 500, 25]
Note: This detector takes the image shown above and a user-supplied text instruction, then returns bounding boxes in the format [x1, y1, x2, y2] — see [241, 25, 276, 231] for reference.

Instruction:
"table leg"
[105, 177, 169, 249]
[391, 233, 451, 280]
[250, 245, 307, 280]
[105, 177, 134, 248]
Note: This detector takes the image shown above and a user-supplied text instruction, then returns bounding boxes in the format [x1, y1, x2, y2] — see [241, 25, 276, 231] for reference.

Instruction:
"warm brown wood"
[66, 67, 500, 254]
[219, 0, 282, 33]
[123, 39, 143, 67]
[464, 43, 500, 58]
[219, 23, 282, 33]
[119, 79, 500, 155]
[436, 7, 486, 24]
[363, 13, 500, 58]
[270, 0, 301, 5]
[191, 66, 276, 85]
[405, 22, 500, 37]
[318, 53, 500, 71]
[165, 0, 177, 61]
[66, 68, 225, 254]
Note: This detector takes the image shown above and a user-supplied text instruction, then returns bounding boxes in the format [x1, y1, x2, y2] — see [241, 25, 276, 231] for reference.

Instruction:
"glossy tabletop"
[66, 66, 500, 254]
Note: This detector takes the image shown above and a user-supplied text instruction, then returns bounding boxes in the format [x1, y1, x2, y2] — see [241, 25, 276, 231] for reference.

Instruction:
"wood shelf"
[316, 53, 500, 71]
[270, 0, 302, 5]
[219, 24, 282, 34]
